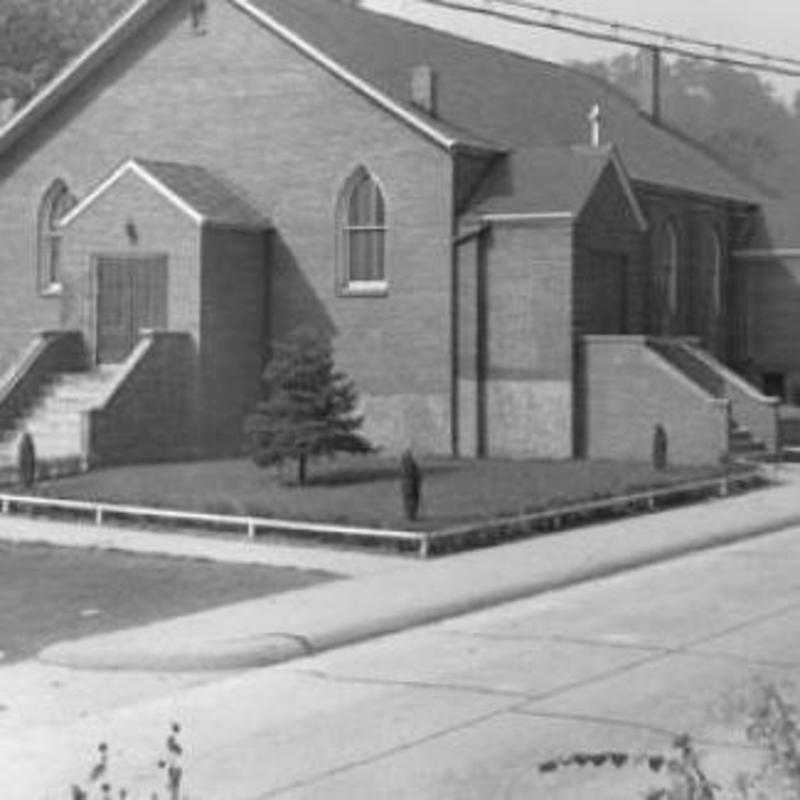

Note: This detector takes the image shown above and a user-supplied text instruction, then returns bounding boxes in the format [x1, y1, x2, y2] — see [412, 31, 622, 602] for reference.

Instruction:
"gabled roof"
[466, 144, 647, 230]
[0, 0, 173, 157]
[60, 158, 270, 230]
[242, 0, 763, 204]
[0, 0, 765, 208]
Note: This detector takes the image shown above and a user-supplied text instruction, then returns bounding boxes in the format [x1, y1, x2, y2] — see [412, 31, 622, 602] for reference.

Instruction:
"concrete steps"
[728, 422, 768, 461]
[0, 366, 123, 472]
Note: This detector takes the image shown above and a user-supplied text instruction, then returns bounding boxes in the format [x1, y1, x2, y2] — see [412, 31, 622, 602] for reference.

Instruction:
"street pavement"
[1, 463, 799, 797]
[3, 517, 800, 797]
[35, 463, 800, 671]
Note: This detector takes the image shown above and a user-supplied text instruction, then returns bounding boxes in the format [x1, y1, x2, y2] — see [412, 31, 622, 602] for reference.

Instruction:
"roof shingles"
[247, 0, 764, 205]
[134, 159, 269, 229]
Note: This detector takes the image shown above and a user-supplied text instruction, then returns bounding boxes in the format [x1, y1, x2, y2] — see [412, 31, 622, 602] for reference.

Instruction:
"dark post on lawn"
[18, 432, 36, 488]
[653, 424, 668, 471]
[401, 449, 422, 521]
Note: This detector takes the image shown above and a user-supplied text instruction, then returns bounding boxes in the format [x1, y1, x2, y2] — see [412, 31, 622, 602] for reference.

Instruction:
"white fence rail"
[0, 467, 765, 558]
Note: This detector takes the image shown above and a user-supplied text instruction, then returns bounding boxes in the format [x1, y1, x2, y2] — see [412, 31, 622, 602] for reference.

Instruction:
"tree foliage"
[0, 0, 131, 108]
[572, 53, 800, 194]
[245, 327, 374, 485]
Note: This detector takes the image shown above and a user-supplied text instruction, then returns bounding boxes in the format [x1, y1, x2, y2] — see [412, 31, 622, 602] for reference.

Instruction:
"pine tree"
[245, 327, 374, 485]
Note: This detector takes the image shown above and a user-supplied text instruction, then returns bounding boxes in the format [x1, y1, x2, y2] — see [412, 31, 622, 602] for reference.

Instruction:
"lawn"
[28, 455, 737, 531]
[0, 541, 336, 663]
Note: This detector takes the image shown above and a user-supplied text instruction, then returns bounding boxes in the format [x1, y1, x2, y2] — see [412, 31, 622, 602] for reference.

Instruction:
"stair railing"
[682, 341, 780, 454]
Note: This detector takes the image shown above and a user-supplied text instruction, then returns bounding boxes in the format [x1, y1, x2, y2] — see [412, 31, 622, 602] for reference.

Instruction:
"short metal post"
[246, 519, 256, 539]
[95, 506, 104, 525]
[419, 536, 430, 559]
[1, 497, 8, 514]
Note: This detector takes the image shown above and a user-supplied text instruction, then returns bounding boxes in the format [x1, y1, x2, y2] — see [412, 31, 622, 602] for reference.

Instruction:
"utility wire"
[416, 0, 800, 77]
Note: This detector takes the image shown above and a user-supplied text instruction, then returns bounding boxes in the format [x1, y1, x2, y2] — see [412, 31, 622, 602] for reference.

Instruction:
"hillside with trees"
[0, 0, 130, 109]
[572, 53, 800, 195]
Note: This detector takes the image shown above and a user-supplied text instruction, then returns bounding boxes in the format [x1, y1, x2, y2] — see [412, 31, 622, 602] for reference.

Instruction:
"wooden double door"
[95, 255, 168, 363]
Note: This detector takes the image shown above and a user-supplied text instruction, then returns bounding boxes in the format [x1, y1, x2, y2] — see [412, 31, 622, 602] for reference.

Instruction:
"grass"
[0, 541, 337, 663]
[26, 454, 741, 532]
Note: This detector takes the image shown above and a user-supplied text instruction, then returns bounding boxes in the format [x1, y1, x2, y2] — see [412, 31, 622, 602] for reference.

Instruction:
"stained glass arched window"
[701, 224, 723, 315]
[37, 179, 76, 293]
[653, 219, 680, 332]
[337, 167, 387, 291]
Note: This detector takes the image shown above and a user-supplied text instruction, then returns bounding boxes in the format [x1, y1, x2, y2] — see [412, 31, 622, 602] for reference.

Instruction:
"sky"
[362, 0, 800, 105]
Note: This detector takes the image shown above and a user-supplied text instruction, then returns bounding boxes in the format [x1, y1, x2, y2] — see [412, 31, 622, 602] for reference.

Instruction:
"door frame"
[91, 252, 169, 364]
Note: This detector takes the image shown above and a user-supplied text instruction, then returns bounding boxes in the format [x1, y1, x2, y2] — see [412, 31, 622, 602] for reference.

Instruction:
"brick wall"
[60, 169, 202, 352]
[582, 335, 728, 465]
[636, 187, 731, 357]
[735, 254, 800, 401]
[87, 331, 196, 465]
[199, 226, 268, 453]
[573, 163, 646, 337]
[481, 220, 573, 458]
[0, 0, 455, 454]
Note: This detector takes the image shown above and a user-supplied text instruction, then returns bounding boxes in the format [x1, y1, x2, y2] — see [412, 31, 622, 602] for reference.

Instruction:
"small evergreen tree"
[245, 327, 374, 485]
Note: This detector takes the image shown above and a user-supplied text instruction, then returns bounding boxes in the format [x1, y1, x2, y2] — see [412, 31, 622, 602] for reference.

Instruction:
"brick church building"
[0, 0, 795, 473]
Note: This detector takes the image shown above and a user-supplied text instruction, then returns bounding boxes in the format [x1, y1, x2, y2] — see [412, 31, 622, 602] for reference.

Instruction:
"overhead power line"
[416, 0, 800, 77]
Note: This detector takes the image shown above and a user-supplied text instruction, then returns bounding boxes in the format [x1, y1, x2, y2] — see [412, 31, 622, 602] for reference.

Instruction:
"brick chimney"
[411, 64, 437, 117]
[638, 47, 662, 124]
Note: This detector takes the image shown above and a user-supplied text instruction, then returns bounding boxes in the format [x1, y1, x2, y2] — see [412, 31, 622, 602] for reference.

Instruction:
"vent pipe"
[411, 64, 438, 117]
[638, 47, 662, 124]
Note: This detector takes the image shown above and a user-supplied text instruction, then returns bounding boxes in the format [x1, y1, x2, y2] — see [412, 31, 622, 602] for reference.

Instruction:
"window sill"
[40, 282, 63, 297]
[338, 280, 389, 297]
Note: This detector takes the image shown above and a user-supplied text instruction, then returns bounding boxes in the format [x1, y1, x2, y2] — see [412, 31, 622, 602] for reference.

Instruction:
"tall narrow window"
[37, 180, 75, 294]
[701, 225, 723, 315]
[654, 219, 679, 326]
[337, 167, 387, 293]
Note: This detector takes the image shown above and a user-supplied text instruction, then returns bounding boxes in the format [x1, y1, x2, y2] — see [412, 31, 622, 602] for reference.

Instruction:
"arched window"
[37, 180, 76, 293]
[655, 219, 679, 318]
[337, 167, 387, 293]
[700, 224, 723, 315]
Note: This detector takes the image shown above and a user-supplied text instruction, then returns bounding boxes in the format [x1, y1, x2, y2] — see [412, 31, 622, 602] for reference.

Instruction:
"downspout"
[450, 158, 460, 457]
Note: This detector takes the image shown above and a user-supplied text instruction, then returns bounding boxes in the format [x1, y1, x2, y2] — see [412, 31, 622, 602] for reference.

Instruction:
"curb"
[38, 509, 800, 672]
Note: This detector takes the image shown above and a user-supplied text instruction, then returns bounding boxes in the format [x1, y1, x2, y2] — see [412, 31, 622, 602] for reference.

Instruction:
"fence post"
[246, 519, 256, 539]
[419, 535, 430, 559]
[95, 505, 104, 525]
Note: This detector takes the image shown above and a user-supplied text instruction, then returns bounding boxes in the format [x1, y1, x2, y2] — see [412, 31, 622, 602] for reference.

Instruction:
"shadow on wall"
[269, 233, 337, 346]
[734, 210, 800, 403]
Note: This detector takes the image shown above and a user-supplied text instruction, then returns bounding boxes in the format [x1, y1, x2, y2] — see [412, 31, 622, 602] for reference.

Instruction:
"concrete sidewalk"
[0, 513, 409, 576]
[36, 463, 800, 672]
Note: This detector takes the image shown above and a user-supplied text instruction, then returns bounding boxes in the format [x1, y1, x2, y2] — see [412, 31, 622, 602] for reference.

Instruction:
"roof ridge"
[60, 155, 269, 230]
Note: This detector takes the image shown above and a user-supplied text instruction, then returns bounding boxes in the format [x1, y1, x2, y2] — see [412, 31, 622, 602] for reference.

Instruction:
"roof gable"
[60, 158, 269, 230]
[0, 0, 173, 158]
[0, 0, 765, 207]
[466, 144, 646, 230]
[245, 0, 763, 204]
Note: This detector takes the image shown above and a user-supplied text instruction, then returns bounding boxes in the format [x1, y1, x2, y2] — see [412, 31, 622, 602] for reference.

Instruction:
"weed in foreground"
[538, 680, 800, 799]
